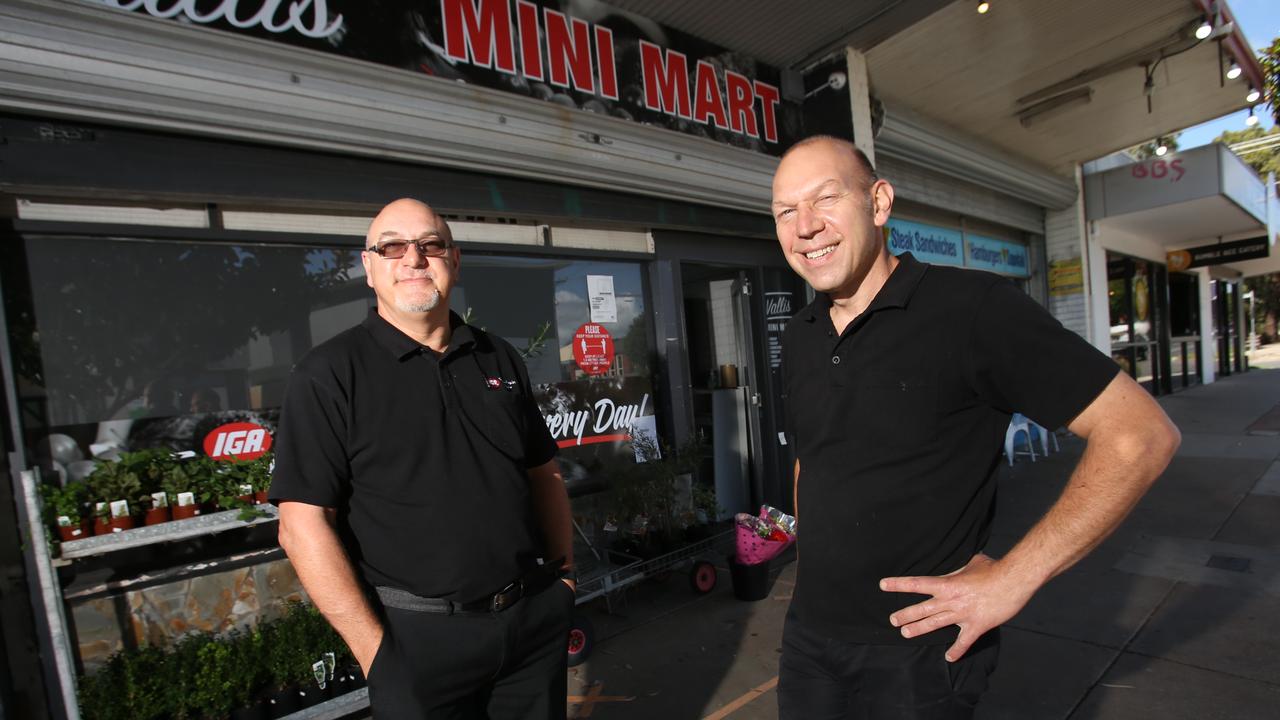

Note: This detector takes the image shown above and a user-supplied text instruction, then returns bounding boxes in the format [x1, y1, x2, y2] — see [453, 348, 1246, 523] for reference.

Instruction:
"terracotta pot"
[254, 490, 269, 504]
[143, 506, 171, 526]
[237, 494, 255, 507]
[58, 521, 90, 542]
[171, 503, 200, 520]
[110, 515, 135, 532]
[92, 516, 112, 536]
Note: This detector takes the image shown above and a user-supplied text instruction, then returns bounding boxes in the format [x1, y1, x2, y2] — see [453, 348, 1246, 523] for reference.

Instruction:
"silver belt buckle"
[491, 580, 522, 612]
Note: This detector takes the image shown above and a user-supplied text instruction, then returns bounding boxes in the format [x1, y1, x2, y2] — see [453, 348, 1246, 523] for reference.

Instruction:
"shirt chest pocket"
[482, 390, 528, 462]
[854, 374, 938, 452]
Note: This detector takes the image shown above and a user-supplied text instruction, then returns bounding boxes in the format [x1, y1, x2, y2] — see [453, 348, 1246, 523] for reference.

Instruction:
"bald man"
[771, 137, 1179, 719]
[272, 199, 575, 718]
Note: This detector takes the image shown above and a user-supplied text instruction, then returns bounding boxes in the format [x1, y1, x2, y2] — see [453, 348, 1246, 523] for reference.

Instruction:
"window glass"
[13, 237, 656, 497]
[16, 235, 366, 468]
[453, 255, 656, 496]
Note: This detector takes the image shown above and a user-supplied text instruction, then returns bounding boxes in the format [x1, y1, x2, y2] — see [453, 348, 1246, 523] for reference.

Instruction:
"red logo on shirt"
[203, 422, 273, 461]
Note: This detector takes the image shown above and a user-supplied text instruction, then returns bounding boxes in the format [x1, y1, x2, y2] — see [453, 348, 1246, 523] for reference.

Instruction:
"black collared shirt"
[783, 253, 1118, 645]
[270, 309, 558, 602]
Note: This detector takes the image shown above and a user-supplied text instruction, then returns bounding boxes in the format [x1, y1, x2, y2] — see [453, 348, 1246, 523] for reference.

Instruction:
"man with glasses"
[771, 137, 1179, 718]
[271, 198, 575, 718]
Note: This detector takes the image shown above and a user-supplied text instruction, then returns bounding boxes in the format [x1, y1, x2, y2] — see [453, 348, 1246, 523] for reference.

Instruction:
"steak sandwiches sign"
[94, 0, 801, 153]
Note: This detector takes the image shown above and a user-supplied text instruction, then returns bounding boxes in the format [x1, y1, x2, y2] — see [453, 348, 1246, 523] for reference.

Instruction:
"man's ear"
[872, 180, 895, 225]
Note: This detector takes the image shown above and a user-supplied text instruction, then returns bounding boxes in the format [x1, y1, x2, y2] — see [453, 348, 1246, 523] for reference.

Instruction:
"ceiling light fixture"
[1246, 106, 1259, 126]
[1226, 61, 1242, 80]
[1017, 86, 1093, 128]
[977, 2, 990, 14]
[1195, 17, 1213, 40]
[1247, 87, 1261, 103]
[1155, 144, 1168, 156]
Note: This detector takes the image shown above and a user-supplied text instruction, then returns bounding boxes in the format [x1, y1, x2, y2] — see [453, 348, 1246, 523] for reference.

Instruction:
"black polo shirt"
[783, 253, 1118, 645]
[270, 309, 558, 603]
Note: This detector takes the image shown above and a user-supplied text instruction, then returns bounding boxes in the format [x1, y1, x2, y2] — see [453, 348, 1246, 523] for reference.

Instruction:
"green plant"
[42, 481, 87, 524]
[191, 639, 236, 718]
[85, 460, 142, 513]
[77, 644, 173, 720]
[160, 456, 205, 505]
[607, 432, 709, 541]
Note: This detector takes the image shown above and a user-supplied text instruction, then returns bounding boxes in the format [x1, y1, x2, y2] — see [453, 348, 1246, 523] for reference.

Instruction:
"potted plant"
[606, 432, 708, 557]
[163, 458, 206, 520]
[43, 481, 91, 542]
[86, 460, 141, 533]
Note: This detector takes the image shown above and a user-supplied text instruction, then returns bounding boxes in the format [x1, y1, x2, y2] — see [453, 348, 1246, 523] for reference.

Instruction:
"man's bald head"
[780, 136, 879, 193]
[366, 198, 452, 249]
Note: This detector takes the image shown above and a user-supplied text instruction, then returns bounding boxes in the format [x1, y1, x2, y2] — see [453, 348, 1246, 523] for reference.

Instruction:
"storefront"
[1083, 142, 1280, 395]
[0, 2, 1086, 717]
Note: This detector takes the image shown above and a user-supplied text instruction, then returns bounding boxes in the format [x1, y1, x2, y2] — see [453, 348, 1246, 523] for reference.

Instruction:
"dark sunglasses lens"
[377, 241, 409, 258]
[421, 241, 449, 257]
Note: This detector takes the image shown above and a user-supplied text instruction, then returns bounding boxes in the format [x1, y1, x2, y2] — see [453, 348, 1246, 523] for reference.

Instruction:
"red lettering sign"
[1130, 159, 1185, 182]
[725, 71, 759, 138]
[640, 41, 691, 118]
[572, 323, 615, 377]
[754, 80, 781, 143]
[442, 0, 516, 74]
[203, 422, 273, 461]
[544, 8, 595, 93]
[693, 60, 729, 130]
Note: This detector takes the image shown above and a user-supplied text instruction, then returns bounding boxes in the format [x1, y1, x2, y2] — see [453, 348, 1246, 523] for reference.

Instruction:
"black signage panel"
[1167, 236, 1270, 270]
[93, 0, 803, 154]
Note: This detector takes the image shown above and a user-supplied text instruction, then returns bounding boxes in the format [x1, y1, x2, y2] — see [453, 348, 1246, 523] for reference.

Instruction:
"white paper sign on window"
[586, 275, 618, 323]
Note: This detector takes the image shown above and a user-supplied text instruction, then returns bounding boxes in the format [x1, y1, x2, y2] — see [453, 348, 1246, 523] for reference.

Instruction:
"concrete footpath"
[565, 352, 1280, 719]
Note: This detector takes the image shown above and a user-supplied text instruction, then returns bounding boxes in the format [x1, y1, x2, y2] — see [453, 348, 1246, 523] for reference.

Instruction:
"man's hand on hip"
[879, 553, 1034, 662]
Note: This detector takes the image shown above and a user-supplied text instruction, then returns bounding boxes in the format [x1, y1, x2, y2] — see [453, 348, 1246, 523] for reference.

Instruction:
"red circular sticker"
[203, 422, 273, 461]
[572, 323, 615, 376]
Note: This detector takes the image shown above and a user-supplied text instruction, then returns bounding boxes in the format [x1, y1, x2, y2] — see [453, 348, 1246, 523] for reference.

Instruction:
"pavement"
[562, 346, 1280, 719]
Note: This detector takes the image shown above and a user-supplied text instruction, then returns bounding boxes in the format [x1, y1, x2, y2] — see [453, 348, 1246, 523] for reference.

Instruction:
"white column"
[1198, 268, 1216, 384]
[1046, 165, 1091, 340]
[845, 47, 876, 166]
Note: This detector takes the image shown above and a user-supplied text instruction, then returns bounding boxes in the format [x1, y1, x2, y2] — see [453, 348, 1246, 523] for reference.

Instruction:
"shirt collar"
[802, 252, 929, 323]
[362, 308, 477, 361]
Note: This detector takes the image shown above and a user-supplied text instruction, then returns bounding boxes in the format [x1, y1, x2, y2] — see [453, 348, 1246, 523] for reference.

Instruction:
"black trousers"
[366, 580, 574, 719]
[778, 612, 1000, 720]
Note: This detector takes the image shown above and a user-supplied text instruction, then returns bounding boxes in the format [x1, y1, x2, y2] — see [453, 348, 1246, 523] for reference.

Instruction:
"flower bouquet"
[734, 504, 797, 566]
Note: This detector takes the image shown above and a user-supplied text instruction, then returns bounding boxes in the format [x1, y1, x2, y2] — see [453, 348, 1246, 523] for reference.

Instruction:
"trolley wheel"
[689, 560, 718, 594]
[566, 614, 594, 667]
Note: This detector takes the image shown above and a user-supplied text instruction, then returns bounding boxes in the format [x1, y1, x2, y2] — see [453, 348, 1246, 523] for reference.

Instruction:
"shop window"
[11, 238, 658, 496]
[12, 235, 367, 472]
[453, 255, 656, 498]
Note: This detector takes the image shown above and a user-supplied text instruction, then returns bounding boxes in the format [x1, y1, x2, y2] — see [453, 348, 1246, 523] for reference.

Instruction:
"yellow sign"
[1048, 257, 1083, 296]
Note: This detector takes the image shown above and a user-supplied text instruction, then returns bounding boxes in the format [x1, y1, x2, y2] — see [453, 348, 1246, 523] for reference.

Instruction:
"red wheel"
[567, 614, 594, 667]
[689, 561, 717, 594]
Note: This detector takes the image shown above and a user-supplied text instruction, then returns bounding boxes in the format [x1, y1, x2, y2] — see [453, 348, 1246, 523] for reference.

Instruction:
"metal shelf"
[58, 505, 278, 560]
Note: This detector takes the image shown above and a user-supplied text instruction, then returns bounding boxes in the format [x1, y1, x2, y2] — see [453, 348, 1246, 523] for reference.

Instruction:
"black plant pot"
[230, 698, 269, 720]
[296, 685, 325, 709]
[266, 687, 299, 719]
[345, 663, 366, 690]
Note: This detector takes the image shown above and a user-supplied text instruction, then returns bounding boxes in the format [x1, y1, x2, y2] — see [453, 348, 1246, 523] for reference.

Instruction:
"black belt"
[376, 561, 563, 615]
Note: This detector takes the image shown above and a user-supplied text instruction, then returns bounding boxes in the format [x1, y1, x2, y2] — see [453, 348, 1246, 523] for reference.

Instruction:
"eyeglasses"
[365, 237, 454, 259]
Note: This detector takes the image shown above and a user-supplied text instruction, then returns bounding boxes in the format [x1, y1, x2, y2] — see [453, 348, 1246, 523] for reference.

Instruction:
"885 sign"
[1130, 159, 1185, 182]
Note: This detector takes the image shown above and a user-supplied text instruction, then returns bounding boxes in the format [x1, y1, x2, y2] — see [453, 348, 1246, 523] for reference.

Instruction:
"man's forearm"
[999, 419, 1178, 590]
[528, 459, 574, 573]
[277, 503, 383, 671]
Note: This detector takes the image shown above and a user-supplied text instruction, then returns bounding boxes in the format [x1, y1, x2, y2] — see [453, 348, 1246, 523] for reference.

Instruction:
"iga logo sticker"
[204, 422, 273, 461]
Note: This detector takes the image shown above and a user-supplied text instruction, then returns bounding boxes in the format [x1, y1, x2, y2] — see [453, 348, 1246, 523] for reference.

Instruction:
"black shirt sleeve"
[269, 365, 351, 507]
[965, 278, 1120, 430]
